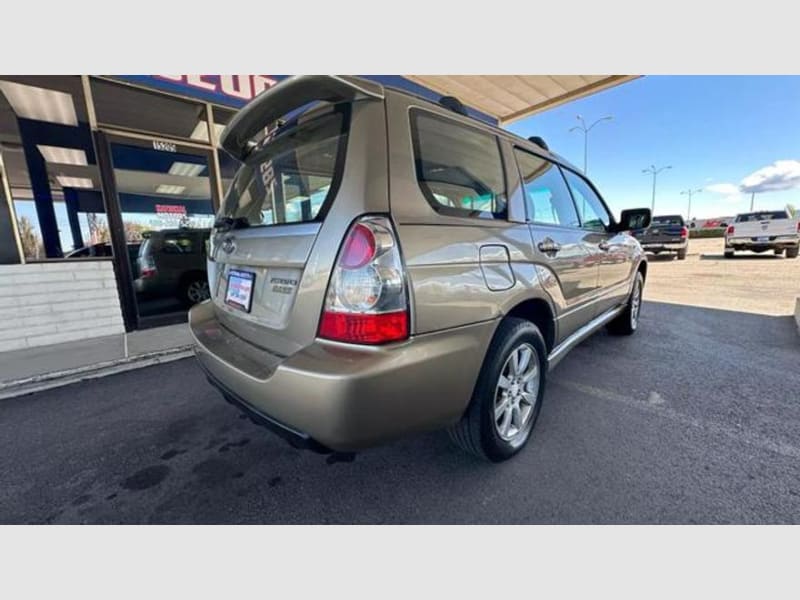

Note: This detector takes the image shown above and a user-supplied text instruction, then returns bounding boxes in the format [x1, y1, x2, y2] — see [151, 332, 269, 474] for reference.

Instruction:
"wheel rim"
[187, 280, 210, 303]
[494, 343, 540, 443]
[630, 278, 641, 330]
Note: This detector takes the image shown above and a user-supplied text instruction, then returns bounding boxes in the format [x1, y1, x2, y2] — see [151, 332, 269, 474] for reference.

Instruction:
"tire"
[179, 274, 210, 307]
[607, 271, 644, 336]
[448, 317, 547, 462]
[677, 248, 687, 260]
[774, 248, 784, 256]
[787, 246, 799, 259]
[724, 250, 734, 259]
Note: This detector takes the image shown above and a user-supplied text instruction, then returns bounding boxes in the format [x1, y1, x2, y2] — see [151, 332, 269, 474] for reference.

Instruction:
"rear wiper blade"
[214, 216, 250, 231]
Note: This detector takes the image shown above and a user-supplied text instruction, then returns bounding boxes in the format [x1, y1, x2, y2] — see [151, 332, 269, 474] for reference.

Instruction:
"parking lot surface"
[1, 298, 798, 524]
[644, 238, 800, 316]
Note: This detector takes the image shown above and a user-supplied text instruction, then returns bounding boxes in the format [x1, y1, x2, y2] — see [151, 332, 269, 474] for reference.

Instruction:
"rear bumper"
[726, 237, 799, 250]
[189, 300, 496, 451]
[641, 241, 686, 252]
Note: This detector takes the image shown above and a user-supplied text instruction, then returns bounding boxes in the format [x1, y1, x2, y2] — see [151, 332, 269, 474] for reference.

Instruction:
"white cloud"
[706, 183, 740, 196]
[739, 160, 800, 194]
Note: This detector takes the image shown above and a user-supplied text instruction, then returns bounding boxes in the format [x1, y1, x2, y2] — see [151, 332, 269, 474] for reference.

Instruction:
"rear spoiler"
[219, 75, 384, 160]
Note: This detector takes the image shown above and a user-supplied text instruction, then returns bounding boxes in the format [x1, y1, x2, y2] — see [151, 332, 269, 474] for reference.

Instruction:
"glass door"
[98, 132, 220, 329]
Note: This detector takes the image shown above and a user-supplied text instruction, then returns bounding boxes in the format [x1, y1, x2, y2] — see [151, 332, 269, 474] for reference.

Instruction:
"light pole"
[749, 192, 756, 211]
[569, 114, 613, 174]
[680, 188, 702, 222]
[642, 164, 672, 213]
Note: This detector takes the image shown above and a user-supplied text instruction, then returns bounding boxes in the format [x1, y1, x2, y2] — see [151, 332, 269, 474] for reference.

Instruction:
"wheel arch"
[504, 297, 556, 354]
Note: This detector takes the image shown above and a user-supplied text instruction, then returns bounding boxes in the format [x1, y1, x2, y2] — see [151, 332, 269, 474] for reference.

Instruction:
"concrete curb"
[0, 346, 194, 400]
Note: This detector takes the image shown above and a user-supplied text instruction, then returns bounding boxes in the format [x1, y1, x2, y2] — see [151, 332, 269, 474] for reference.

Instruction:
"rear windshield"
[220, 107, 349, 227]
[651, 215, 684, 226]
[735, 211, 788, 222]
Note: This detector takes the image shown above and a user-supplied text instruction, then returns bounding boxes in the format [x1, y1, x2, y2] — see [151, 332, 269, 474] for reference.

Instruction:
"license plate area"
[225, 269, 256, 313]
[756, 236, 769, 242]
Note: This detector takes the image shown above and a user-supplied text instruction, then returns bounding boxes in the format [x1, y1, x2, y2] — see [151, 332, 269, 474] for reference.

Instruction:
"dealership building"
[0, 74, 632, 354]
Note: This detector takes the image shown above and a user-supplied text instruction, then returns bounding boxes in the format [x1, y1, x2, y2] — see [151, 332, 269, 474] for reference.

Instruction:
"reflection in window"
[221, 108, 347, 227]
[514, 149, 579, 228]
[411, 111, 506, 218]
[562, 169, 610, 231]
[0, 75, 101, 260]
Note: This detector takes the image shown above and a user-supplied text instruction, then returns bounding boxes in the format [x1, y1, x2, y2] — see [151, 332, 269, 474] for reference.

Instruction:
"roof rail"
[220, 75, 384, 160]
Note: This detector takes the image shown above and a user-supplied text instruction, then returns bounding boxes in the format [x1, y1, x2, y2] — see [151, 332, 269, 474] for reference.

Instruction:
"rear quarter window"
[410, 109, 507, 219]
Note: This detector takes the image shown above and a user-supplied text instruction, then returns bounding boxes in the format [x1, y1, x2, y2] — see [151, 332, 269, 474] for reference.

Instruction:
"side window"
[513, 148, 580, 228]
[562, 169, 611, 231]
[411, 110, 507, 219]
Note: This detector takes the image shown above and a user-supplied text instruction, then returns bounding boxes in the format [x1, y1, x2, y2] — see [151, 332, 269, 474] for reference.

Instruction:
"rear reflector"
[319, 310, 408, 344]
[680, 226, 688, 238]
[726, 225, 735, 235]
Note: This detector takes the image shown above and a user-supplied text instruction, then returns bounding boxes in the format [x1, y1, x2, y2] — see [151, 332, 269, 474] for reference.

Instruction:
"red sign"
[155, 204, 187, 215]
[157, 75, 279, 103]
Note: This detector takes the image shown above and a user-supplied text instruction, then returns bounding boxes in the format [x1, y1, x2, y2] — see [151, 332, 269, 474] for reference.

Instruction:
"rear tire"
[677, 248, 687, 260]
[774, 248, 784, 256]
[448, 317, 547, 462]
[607, 272, 643, 336]
[787, 246, 799, 259]
[179, 274, 210, 307]
[724, 249, 734, 259]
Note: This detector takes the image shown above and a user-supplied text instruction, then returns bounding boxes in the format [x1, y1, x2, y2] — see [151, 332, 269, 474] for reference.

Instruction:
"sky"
[507, 75, 800, 220]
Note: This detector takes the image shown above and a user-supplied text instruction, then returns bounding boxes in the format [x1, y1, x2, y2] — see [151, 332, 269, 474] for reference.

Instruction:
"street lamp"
[680, 188, 702, 222]
[642, 164, 672, 213]
[569, 114, 613, 174]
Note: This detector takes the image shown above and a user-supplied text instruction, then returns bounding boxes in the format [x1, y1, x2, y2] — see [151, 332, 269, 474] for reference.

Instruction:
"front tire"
[774, 248, 784, 256]
[607, 271, 644, 336]
[677, 248, 687, 260]
[448, 317, 547, 462]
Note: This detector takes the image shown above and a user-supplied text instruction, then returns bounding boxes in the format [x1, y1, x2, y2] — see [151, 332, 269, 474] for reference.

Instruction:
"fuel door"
[479, 244, 515, 291]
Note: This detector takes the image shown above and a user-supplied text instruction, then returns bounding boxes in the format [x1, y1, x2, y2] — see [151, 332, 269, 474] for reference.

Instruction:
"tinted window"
[652, 215, 685, 226]
[222, 108, 348, 227]
[162, 234, 197, 254]
[411, 111, 506, 219]
[562, 169, 610, 231]
[735, 211, 788, 222]
[514, 149, 579, 227]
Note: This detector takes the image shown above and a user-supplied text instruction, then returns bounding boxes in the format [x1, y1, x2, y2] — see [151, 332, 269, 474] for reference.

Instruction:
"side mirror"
[615, 208, 651, 232]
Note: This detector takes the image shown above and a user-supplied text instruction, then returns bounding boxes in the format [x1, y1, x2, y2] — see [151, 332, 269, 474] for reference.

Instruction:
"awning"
[404, 75, 639, 125]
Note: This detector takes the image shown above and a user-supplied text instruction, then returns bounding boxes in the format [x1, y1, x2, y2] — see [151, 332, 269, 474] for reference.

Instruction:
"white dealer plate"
[225, 269, 255, 312]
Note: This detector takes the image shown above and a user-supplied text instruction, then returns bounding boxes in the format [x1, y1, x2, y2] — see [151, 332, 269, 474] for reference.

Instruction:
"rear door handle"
[537, 239, 561, 255]
[598, 240, 611, 251]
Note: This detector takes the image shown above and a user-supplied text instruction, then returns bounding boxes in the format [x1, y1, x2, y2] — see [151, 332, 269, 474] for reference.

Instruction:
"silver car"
[189, 75, 651, 462]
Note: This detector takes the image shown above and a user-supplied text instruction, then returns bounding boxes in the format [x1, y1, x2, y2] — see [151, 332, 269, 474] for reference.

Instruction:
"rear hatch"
[207, 76, 385, 357]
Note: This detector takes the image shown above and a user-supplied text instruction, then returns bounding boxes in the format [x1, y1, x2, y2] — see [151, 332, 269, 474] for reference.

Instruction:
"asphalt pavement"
[1, 301, 798, 524]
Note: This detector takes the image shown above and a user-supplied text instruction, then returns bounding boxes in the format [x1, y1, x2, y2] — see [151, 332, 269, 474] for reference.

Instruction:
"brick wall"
[0, 261, 125, 353]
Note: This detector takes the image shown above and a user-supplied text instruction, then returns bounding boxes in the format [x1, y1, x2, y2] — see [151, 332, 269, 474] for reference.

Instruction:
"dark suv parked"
[135, 228, 211, 307]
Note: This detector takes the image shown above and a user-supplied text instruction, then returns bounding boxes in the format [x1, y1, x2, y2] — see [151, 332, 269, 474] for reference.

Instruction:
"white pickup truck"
[724, 209, 800, 258]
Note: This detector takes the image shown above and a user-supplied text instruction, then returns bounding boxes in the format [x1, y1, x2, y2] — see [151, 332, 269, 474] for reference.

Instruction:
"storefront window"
[0, 75, 104, 260]
[91, 78, 210, 142]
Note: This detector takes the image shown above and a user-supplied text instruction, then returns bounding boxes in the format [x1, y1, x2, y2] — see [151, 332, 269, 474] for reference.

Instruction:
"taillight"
[318, 216, 409, 345]
[726, 225, 735, 235]
[680, 226, 688, 238]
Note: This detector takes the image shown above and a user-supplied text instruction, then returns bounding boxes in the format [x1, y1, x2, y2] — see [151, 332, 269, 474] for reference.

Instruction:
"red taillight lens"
[726, 225, 735, 235]
[680, 226, 688, 238]
[319, 216, 409, 345]
[319, 310, 408, 344]
[140, 266, 156, 278]
[340, 223, 376, 269]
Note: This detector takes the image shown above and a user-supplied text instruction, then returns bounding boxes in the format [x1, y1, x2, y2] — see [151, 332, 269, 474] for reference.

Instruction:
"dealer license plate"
[225, 269, 255, 312]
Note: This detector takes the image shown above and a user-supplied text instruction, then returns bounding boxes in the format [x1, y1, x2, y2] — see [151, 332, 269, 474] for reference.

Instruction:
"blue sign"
[111, 75, 497, 124]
